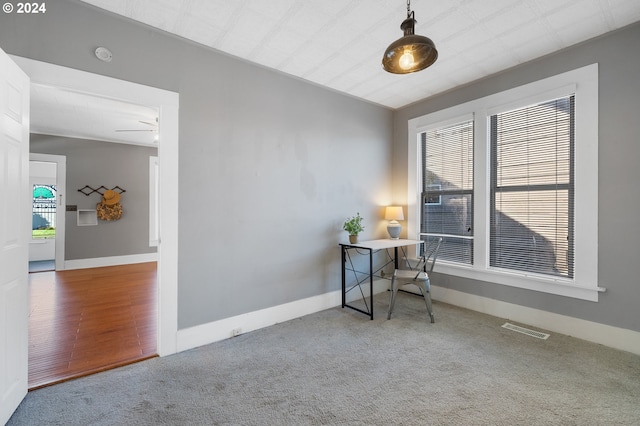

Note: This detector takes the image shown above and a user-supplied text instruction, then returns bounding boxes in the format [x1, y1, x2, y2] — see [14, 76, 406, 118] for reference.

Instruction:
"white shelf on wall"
[77, 209, 98, 226]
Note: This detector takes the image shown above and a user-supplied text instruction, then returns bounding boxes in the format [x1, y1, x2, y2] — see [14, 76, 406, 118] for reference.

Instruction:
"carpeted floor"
[8, 293, 640, 425]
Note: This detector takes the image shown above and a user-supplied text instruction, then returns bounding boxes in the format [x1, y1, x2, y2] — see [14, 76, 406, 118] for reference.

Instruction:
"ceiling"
[29, 0, 640, 146]
[30, 83, 159, 146]
[76, 0, 640, 109]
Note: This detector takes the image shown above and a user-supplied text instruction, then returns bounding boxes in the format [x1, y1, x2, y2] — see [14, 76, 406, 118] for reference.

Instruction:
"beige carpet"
[8, 293, 640, 425]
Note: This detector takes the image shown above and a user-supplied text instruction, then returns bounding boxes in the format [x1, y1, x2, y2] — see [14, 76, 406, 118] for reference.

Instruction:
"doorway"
[29, 162, 56, 272]
[12, 55, 179, 361]
[29, 154, 66, 273]
[28, 140, 156, 387]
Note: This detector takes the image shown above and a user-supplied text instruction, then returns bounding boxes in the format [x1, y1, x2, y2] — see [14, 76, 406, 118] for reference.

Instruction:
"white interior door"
[0, 47, 30, 424]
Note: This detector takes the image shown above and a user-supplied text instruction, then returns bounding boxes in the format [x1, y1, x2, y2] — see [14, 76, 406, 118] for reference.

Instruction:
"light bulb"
[399, 50, 415, 70]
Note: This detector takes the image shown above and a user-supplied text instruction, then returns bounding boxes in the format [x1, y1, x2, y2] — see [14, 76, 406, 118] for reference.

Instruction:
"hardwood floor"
[28, 262, 158, 390]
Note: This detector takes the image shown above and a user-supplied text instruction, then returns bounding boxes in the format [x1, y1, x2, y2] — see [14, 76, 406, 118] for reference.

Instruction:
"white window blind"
[490, 96, 574, 278]
[421, 119, 474, 264]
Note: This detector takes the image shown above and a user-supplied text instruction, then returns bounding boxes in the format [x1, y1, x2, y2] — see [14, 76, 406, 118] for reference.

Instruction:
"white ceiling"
[30, 83, 159, 146]
[29, 0, 640, 146]
[77, 0, 640, 109]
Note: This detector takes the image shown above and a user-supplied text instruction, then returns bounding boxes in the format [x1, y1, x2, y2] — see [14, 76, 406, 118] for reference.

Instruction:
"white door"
[0, 47, 30, 424]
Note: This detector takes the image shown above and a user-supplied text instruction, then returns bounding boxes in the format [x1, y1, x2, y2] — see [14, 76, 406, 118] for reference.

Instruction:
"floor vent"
[502, 322, 550, 340]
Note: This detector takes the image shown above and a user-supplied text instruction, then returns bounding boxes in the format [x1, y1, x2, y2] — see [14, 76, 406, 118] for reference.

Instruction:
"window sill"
[433, 262, 604, 302]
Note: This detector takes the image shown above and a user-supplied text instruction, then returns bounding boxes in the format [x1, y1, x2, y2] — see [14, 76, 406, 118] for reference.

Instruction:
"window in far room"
[32, 185, 56, 239]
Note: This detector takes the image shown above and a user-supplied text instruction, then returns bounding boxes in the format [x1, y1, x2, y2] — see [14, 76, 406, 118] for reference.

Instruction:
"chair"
[387, 237, 442, 323]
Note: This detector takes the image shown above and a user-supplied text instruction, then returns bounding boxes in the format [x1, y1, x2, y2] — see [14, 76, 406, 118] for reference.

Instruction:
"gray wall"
[31, 134, 157, 260]
[0, 0, 394, 329]
[393, 23, 640, 333]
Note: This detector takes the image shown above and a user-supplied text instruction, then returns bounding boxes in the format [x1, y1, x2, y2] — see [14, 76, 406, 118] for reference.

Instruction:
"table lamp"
[385, 206, 404, 239]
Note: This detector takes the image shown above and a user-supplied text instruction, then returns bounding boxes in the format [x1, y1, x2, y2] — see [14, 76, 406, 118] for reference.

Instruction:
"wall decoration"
[96, 189, 123, 221]
[77, 186, 126, 221]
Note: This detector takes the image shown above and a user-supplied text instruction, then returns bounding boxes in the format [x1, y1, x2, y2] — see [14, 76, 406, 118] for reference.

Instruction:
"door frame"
[29, 153, 66, 271]
[13, 55, 179, 357]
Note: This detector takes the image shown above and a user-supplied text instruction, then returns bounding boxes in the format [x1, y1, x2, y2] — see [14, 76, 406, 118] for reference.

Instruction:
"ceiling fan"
[115, 118, 158, 133]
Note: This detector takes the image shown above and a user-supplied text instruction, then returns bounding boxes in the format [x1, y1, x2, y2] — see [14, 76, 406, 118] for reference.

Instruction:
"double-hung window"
[420, 118, 474, 265]
[407, 64, 600, 301]
[490, 96, 574, 279]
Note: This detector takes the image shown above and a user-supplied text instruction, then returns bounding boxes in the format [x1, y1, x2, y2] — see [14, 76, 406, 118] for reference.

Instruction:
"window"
[490, 96, 574, 279]
[420, 119, 473, 265]
[32, 184, 56, 239]
[407, 64, 599, 301]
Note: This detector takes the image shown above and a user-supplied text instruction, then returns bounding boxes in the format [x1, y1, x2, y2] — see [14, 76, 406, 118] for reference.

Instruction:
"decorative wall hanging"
[77, 185, 126, 196]
[77, 186, 126, 221]
[96, 189, 123, 221]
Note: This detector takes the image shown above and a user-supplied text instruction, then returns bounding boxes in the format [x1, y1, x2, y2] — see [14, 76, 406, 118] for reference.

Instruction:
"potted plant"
[343, 213, 365, 244]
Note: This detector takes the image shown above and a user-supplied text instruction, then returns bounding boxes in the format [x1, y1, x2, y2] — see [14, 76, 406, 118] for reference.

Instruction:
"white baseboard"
[63, 253, 158, 270]
[431, 285, 640, 356]
[177, 290, 342, 352]
[177, 279, 640, 357]
[177, 278, 391, 352]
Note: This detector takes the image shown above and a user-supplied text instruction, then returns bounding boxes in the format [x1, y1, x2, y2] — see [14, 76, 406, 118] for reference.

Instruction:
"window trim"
[408, 64, 602, 301]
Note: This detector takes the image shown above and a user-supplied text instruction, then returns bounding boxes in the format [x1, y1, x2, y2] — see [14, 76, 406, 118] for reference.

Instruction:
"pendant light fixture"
[382, 0, 438, 74]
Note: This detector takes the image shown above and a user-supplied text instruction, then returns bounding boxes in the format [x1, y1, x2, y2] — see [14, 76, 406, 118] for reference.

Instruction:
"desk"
[340, 239, 423, 320]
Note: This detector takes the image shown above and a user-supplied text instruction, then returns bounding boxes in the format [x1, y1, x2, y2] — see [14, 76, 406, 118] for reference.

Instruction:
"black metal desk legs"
[368, 248, 373, 319]
[340, 240, 420, 320]
[341, 245, 374, 320]
[341, 245, 346, 309]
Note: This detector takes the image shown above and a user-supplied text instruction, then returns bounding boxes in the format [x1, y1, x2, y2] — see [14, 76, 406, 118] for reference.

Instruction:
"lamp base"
[387, 221, 402, 239]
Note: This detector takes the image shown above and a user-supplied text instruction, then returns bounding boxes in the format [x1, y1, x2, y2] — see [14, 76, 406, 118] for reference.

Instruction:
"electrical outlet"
[232, 328, 241, 337]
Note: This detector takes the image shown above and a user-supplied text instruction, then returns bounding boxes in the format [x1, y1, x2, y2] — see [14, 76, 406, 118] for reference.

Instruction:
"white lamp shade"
[385, 206, 404, 239]
[385, 206, 404, 221]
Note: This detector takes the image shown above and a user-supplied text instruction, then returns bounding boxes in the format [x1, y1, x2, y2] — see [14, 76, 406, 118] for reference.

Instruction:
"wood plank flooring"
[28, 262, 158, 390]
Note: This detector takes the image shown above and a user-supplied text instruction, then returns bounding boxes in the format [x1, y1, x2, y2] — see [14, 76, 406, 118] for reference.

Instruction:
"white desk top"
[340, 238, 423, 250]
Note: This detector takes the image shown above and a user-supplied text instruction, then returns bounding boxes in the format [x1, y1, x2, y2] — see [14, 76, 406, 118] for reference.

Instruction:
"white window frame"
[408, 64, 602, 301]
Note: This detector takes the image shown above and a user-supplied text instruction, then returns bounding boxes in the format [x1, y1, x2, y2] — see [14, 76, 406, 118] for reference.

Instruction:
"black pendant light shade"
[382, 3, 438, 74]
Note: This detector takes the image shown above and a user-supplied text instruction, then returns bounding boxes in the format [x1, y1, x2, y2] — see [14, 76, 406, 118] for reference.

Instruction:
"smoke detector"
[95, 47, 113, 63]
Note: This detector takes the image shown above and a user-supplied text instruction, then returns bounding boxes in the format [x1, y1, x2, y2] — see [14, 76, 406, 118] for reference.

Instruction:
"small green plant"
[343, 213, 364, 236]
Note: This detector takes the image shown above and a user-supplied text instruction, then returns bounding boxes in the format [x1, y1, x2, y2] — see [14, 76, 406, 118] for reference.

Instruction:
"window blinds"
[421, 119, 474, 264]
[490, 96, 575, 278]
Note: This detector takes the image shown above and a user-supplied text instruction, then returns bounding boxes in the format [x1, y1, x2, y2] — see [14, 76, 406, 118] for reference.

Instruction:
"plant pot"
[349, 235, 358, 244]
